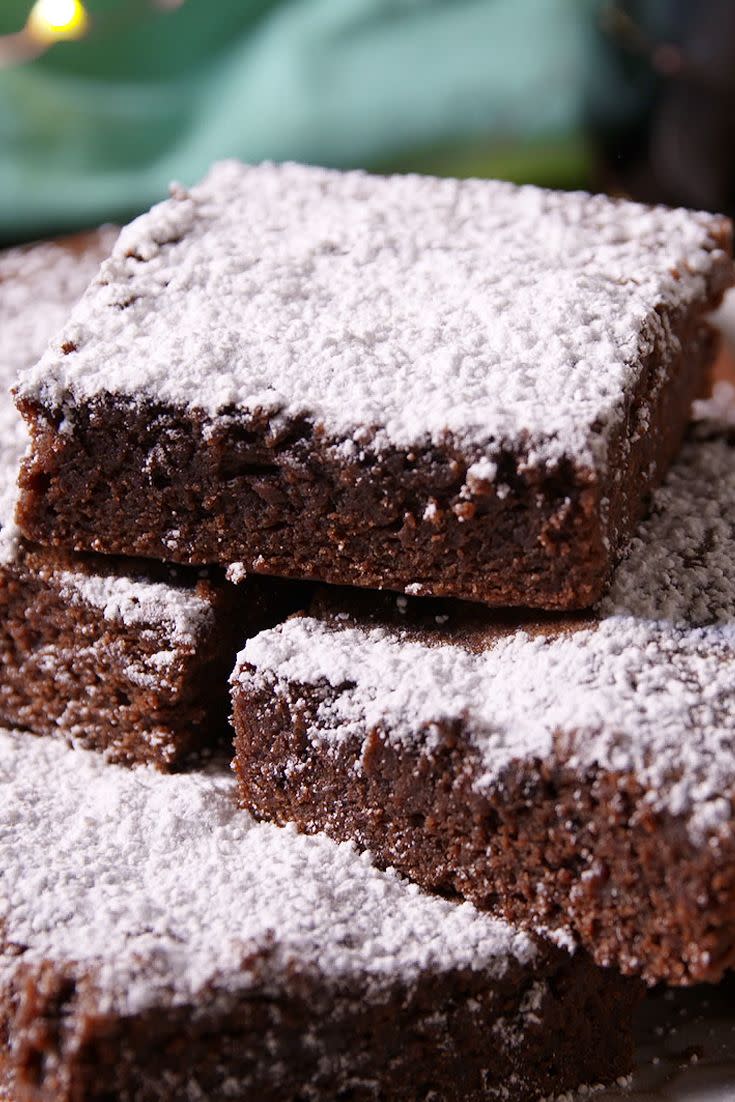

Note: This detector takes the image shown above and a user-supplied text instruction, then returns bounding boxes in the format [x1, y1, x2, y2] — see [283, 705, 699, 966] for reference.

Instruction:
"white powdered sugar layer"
[0, 388, 27, 539]
[19, 161, 729, 466]
[54, 569, 214, 649]
[0, 235, 214, 641]
[600, 435, 735, 624]
[237, 426, 735, 843]
[0, 731, 536, 1014]
[0, 236, 116, 540]
[692, 379, 735, 430]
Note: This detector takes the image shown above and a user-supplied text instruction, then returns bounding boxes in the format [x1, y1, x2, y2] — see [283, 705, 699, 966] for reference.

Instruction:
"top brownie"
[14, 162, 734, 607]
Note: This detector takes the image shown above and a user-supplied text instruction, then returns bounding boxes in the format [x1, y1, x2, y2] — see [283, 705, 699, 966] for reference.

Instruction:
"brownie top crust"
[17, 161, 732, 471]
[0, 730, 539, 1014]
[235, 400, 735, 847]
[0, 235, 217, 643]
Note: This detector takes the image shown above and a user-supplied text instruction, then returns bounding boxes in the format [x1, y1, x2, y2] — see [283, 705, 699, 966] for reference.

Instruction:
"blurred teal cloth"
[0, 0, 588, 236]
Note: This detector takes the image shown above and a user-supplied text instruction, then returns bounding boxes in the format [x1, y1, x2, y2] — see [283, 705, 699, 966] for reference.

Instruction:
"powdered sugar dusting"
[0, 393, 27, 542]
[55, 569, 214, 646]
[692, 379, 735, 429]
[0, 235, 116, 547]
[237, 424, 735, 842]
[0, 730, 536, 1014]
[19, 161, 730, 468]
[0, 236, 214, 638]
[601, 436, 735, 624]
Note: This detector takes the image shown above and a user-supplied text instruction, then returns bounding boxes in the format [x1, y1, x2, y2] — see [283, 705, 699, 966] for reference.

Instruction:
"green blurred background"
[0, 0, 733, 242]
[0, 0, 589, 239]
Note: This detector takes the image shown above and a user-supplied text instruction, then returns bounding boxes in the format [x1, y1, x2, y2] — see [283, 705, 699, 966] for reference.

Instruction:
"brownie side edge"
[599, 318, 719, 570]
[0, 543, 299, 769]
[13, 320, 722, 610]
[15, 389, 609, 608]
[2, 942, 639, 1102]
[232, 679, 735, 987]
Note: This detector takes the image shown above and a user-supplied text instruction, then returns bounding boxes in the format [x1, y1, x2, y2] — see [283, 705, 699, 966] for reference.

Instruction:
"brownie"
[0, 730, 639, 1102]
[0, 235, 301, 768]
[232, 394, 735, 986]
[0, 538, 295, 768]
[13, 162, 734, 608]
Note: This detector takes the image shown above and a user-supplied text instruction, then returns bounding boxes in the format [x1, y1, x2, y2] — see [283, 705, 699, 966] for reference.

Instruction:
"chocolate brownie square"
[0, 235, 299, 768]
[0, 731, 639, 1102]
[14, 162, 734, 607]
[232, 391, 735, 985]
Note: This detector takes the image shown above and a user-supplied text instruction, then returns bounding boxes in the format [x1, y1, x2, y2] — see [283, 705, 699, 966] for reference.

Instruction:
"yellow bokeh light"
[26, 0, 90, 43]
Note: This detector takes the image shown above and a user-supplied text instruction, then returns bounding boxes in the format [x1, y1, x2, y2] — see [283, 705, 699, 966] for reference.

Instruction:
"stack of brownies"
[1, 161, 734, 1101]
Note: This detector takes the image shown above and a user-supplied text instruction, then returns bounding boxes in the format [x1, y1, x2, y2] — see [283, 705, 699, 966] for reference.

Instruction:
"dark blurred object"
[587, 0, 735, 215]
